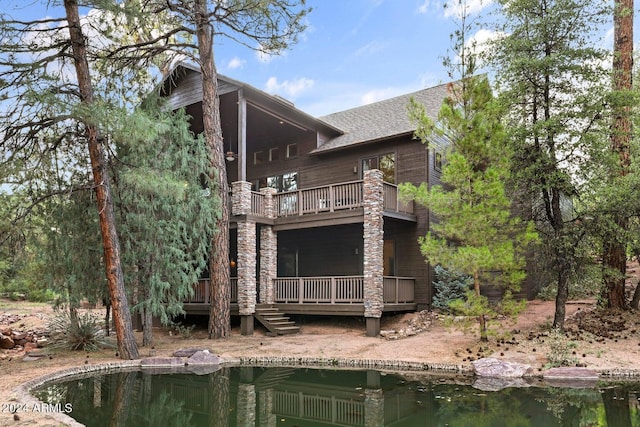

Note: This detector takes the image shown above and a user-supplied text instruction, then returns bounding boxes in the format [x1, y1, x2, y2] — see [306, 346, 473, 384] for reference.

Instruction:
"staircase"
[254, 305, 300, 336]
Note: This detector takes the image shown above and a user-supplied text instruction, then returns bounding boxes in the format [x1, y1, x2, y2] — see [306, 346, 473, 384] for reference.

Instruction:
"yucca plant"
[48, 310, 115, 352]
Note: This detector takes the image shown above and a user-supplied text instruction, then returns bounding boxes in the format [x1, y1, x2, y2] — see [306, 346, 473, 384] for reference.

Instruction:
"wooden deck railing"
[274, 390, 365, 427]
[383, 276, 415, 303]
[383, 182, 414, 214]
[274, 276, 415, 304]
[274, 276, 364, 303]
[186, 278, 238, 304]
[188, 276, 414, 306]
[274, 181, 363, 217]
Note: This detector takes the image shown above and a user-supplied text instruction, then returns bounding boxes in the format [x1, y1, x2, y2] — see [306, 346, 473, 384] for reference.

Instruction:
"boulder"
[173, 347, 214, 358]
[0, 333, 15, 349]
[186, 350, 221, 365]
[472, 357, 533, 378]
[473, 376, 531, 391]
[543, 367, 599, 388]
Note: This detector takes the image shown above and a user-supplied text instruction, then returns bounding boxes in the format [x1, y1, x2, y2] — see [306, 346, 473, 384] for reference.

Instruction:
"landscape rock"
[543, 367, 599, 388]
[186, 350, 221, 365]
[140, 357, 185, 367]
[473, 376, 531, 391]
[0, 333, 14, 349]
[173, 347, 213, 358]
[472, 357, 533, 378]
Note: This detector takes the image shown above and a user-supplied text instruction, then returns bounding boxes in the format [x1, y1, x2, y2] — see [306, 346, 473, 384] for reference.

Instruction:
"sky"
[1, 0, 620, 119]
[3, 0, 485, 117]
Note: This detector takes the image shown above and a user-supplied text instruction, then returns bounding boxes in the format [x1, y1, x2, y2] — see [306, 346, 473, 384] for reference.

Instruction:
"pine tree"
[111, 99, 217, 346]
[401, 1, 536, 341]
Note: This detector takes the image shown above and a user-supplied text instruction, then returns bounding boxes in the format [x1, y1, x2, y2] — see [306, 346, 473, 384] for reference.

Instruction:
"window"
[253, 151, 264, 165]
[361, 153, 395, 183]
[434, 151, 442, 171]
[286, 143, 298, 158]
[267, 171, 298, 192]
[269, 147, 280, 162]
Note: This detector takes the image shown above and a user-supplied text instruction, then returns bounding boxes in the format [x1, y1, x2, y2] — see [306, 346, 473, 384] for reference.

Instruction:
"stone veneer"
[259, 187, 277, 304]
[237, 219, 256, 316]
[363, 169, 384, 323]
[231, 181, 252, 216]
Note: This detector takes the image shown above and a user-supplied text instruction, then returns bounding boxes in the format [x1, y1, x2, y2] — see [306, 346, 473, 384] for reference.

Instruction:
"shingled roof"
[313, 82, 451, 154]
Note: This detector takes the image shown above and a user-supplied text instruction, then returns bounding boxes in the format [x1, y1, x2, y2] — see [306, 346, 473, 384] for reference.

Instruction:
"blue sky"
[3, 0, 476, 117]
[215, 0, 467, 116]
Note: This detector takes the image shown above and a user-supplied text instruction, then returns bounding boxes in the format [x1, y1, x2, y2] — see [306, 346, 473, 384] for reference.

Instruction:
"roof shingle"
[313, 82, 451, 154]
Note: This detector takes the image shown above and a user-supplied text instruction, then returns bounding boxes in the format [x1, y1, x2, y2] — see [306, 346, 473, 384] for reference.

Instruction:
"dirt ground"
[2, 292, 640, 425]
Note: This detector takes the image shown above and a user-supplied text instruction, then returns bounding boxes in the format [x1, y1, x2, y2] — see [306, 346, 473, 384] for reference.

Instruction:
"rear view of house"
[160, 63, 450, 336]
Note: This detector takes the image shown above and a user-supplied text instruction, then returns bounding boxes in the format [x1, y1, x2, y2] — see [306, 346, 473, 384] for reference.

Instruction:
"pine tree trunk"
[64, 0, 138, 359]
[474, 272, 487, 342]
[194, 0, 231, 338]
[604, 0, 633, 310]
[553, 269, 570, 330]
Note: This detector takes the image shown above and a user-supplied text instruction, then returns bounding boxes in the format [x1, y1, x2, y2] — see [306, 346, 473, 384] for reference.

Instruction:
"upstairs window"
[267, 171, 298, 192]
[361, 153, 395, 184]
[286, 143, 298, 158]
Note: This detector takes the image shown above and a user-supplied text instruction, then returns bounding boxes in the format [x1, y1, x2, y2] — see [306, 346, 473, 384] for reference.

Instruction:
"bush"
[432, 265, 472, 313]
[48, 310, 115, 352]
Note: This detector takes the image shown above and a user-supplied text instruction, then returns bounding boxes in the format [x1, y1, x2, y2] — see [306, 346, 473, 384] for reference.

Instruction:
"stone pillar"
[261, 187, 277, 219]
[363, 169, 384, 337]
[364, 388, 385, 427]
[260, 226, 277, 304]
[237, 219, 256, 335]
[232, 181, 252, 216]
[260, 187, 277, 304]
[259, 389, 277, 427]
[236, 383, 256, 427]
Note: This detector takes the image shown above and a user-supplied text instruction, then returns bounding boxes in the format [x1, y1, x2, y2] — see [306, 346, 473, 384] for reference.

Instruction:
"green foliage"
[401, 74, 536, 340]
[432, 265, 472, 313]
[170, 321, 196, 339]
[545, 329, 579, 368]
[48, 310, 115, 352]
[111, 98, 218, 338]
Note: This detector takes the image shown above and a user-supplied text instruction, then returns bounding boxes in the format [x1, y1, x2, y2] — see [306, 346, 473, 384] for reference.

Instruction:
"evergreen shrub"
[432, 265, 472, 313]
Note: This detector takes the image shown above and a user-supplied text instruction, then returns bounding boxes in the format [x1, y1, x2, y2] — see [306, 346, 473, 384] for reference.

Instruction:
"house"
[159, 63, 450, 337]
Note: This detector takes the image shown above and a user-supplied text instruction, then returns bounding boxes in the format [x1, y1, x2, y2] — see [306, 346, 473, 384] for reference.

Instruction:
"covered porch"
[184, 275, 416, 316]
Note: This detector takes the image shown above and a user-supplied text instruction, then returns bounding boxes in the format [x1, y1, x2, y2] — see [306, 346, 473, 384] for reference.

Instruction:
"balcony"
[244, 180, 414, 218]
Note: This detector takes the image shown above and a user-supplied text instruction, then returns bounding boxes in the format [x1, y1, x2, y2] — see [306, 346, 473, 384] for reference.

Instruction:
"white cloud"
[354, 40, 387, 57]
[417, 0, 430, 14]
[265, 76, 315, 99]
[227, 57, 245, 70]
[443, 0, 493, 19]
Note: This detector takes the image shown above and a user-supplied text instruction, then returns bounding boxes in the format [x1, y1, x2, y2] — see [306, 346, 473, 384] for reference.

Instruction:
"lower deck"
[183, 276, 417, 316]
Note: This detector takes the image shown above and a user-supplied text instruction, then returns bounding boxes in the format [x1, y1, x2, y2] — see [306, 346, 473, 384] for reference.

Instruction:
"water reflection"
[33, 367, 640, 426]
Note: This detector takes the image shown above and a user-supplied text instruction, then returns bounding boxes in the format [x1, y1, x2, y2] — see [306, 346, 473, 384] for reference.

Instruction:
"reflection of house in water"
[36, 367, 610, 426]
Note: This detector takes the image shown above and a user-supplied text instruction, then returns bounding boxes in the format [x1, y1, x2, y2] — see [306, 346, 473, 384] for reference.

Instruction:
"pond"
[33, 366, 640, 427]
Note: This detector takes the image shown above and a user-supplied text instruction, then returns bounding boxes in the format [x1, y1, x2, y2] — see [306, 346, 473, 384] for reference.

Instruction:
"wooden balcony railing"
[251, 191, 265, 216]
[274, 180, 363, 217]
[274, 390, 365, 426]
[186, 278, 238, 304]
[274, 276, 415, 304]
[383, 182, 414, 214]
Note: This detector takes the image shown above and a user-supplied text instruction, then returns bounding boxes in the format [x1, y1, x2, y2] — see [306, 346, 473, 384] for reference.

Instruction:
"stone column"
[236, 383, 256, 427]
[232, 181, 252, 216]
[364, 388, 384, 427]
[259, 187, 277, 304]
[363, 169, 384, 337]
[237, 219, 256, 335]
[259, 389, 277, 427]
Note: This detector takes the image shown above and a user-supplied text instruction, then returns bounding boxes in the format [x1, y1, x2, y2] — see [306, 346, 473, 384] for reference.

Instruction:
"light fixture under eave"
[225, 151, 237, 162]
